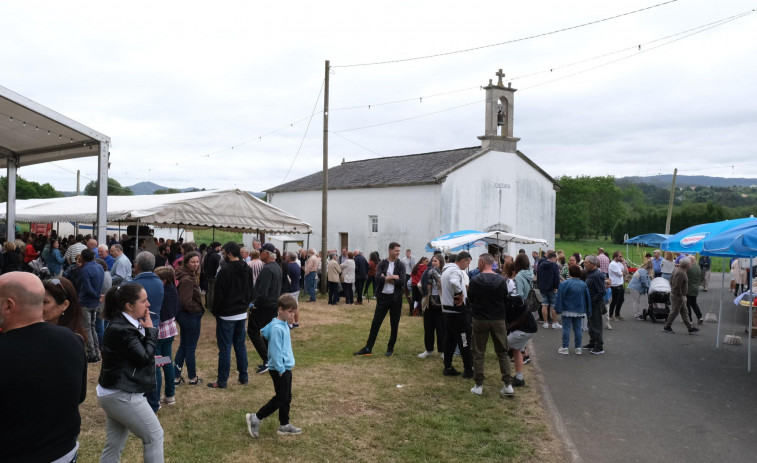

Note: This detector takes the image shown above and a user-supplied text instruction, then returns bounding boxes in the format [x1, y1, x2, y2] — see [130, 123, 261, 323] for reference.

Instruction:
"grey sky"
[2, 0, 755, 192]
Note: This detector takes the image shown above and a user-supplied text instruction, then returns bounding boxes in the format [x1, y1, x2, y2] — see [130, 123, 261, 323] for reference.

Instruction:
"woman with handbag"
[418, 254, 445, 358]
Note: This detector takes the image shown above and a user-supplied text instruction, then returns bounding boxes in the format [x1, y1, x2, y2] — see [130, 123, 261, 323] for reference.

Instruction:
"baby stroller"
[643, 277, 671, 323]
[28, 258, 52, 280]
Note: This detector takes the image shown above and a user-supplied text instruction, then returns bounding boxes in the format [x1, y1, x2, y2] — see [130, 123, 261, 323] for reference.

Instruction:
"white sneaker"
[574, 348, 582, 355]
[552, 322, 562, 329]
[470, 384, 483, 395]
[501, 384, 514, 396]
[543, 322, 549, 328]
[557, 347, 569, 355]
[246, 413, 260, 438]
[417, 351, 433, 358]
[160, 395, 176, 405]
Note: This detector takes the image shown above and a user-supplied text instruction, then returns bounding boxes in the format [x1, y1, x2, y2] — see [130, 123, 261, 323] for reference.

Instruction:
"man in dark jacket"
[353, 249, 369, 305]
[208, 242, 254, 388]
[131, 251, 165, 410]
[583, 255, 608, 355]
[468, 253, 514, 397]
[79, 248, 104, 363]
[248, 242, 282, 374]
[663, 258, 699, 335]
[354, 242, 406, 357]
[536, 251, 561, 329]
[203, 242, 222, 309]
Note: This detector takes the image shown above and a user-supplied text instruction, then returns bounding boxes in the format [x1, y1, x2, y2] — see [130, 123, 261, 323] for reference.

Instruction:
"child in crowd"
[246, 294, 302, 437]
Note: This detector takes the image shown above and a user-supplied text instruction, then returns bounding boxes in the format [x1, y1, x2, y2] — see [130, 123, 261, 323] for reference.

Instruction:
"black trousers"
[424, 306, 445, 352]
[363, 276, 375, 297]
[365, 292, 402, 352]
[247, 306, 276, 363]
[587, 297, 604, 349]
[443, 310, 472, 371]
[609, 285, 625, 317]
[257, 369, 292, 425]
[355, 279, 365, 303]
[687, 295, 703, 320]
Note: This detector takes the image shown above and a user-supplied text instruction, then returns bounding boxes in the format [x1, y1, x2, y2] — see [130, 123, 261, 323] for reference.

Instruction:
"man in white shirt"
[607, 251, 626, 321]
[109, 244, 133, 286]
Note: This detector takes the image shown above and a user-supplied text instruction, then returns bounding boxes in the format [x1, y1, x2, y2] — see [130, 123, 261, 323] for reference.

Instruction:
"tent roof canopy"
[0, 84, 110, 168]
[427, 230, 549, 253]
[0, 189, 311, 234]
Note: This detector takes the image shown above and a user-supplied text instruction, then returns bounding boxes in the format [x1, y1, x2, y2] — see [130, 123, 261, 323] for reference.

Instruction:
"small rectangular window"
[370, 215, 378, 234]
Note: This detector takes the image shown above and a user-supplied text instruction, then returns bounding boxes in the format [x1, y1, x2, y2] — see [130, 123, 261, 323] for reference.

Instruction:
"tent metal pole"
[749, 257, 753, 372]
[135, 220, 140, 261]
[717, 258, 726, 348]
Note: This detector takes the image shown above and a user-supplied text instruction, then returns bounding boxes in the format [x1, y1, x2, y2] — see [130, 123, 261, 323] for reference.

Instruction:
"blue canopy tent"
[661, 217, 756, 253]
[624, 233, 671, 247]
[701, 220, 757, 371]
[426, 230, 548, 253]
[425, 229, 483, 252]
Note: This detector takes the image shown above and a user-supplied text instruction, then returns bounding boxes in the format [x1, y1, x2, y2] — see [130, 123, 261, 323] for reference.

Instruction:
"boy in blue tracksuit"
[246, 294, 302, 437]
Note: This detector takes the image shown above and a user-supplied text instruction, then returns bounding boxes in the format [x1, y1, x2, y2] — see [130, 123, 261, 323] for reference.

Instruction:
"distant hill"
[619, 175, 757, 188]
[62, 181, 266, 198]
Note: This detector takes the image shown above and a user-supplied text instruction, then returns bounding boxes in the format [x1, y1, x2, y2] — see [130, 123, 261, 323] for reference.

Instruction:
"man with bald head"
[0, 272, 87, 463]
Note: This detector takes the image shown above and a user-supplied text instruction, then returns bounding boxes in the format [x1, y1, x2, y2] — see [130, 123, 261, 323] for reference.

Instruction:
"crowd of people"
[0, 232, 308, 462]
[2, 228, 731, 462]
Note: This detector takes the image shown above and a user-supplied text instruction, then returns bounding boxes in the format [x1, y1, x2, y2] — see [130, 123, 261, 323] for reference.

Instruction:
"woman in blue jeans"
[173, 252, 204, 385]
[554, 265, 592, 355]
[155, 266, 179, 404]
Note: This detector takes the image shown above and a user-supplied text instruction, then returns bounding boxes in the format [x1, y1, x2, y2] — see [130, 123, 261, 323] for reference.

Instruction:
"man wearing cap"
[248, 243, 282, 374]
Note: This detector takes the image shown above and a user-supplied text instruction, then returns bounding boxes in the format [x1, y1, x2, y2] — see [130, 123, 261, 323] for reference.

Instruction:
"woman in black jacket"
[2, 240, 20, 273]
[97, 284, 164, 462]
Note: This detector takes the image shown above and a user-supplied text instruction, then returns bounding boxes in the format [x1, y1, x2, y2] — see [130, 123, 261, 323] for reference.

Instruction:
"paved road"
[530, 279, 757, 463]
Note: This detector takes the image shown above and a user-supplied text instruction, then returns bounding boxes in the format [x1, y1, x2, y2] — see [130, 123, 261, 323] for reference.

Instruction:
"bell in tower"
[478, 69, 520, 153]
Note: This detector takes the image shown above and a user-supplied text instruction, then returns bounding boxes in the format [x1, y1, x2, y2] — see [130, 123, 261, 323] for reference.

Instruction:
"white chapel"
[265, 70, 559, 258]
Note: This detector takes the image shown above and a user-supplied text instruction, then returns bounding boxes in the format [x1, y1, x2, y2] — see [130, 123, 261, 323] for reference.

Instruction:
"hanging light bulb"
[22, 121, 26, 127]
[35, 126, 39, 131]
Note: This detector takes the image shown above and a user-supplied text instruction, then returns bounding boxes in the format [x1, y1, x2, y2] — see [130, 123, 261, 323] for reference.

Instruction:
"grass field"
[78, 297, 566, 462]
[192, 229, 244, 246]
[555, 238, 730, 272]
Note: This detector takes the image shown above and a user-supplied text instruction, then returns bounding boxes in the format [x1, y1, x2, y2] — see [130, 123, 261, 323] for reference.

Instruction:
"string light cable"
[519, 9, 755, 91]
[333, 8, 754, 133]
[281, 79, 325, 183]
[332, 0, 681, 68]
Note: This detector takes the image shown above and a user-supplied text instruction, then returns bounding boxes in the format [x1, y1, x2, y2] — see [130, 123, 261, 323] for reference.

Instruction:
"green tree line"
[557, 176, 757, 243]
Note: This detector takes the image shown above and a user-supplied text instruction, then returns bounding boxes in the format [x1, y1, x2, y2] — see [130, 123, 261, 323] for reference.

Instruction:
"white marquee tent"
[0, 189, 311, 234]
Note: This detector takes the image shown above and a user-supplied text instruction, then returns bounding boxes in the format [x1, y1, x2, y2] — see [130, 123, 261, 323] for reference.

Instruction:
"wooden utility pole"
[320, 60, 330, 293]
[665, 168, 677, 234]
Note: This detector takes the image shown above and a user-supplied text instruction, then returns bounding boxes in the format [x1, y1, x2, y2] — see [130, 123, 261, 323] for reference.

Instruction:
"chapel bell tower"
[478, 69, 520, 153]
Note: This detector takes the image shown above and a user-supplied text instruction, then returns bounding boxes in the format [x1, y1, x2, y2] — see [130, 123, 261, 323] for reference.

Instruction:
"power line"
[510, 10, 752, 81]
[332, 9, 752, 133]
[331, 132, 384, 157]
[281, 79, 325, 184]
[335, 99, 483, 133]
[519, 9, 754, 91]
[332, 0, 681, 68]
